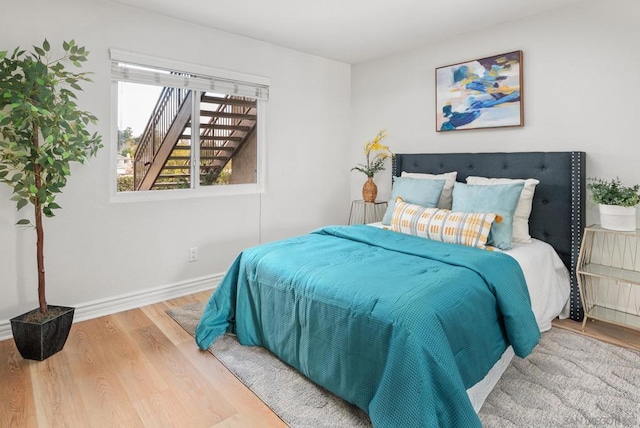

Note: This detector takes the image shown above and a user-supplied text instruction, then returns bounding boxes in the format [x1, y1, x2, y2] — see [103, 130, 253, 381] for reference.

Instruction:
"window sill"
[110, 183, 263, 203]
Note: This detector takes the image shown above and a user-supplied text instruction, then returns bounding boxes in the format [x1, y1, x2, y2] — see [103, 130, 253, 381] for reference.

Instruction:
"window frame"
[109, 49, 269, 203]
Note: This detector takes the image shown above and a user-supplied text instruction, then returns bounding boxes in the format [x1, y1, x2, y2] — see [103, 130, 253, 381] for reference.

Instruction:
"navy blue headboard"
[392, 152, 586, 321]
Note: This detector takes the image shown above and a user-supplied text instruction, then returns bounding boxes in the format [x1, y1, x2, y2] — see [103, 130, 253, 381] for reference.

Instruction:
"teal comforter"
[195, 225, 540, 427]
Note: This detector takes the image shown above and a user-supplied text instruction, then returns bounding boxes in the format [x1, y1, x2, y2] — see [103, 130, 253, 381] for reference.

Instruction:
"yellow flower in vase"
[351, 130, 391, 178]
[351, 130, 391, 202]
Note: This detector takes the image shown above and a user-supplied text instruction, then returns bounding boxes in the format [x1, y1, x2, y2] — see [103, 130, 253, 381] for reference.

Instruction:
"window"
[110, 50, 269, 197]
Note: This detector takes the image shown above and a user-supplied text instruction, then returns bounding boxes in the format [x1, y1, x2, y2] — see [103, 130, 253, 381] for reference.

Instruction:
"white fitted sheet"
[500, 238, 571, 331]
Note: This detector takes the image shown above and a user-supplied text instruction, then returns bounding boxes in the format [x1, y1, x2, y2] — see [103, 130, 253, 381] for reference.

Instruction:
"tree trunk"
[33, 125, 47, 315]
[34, 195, 46, 315]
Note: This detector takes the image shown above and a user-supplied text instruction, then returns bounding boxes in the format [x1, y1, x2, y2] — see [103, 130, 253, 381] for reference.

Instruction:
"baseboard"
[0, 273, 223, 342]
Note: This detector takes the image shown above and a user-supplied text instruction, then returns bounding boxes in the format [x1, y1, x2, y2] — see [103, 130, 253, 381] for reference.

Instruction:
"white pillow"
[465, 176, 540, 244]
[401, 171, 457, 209]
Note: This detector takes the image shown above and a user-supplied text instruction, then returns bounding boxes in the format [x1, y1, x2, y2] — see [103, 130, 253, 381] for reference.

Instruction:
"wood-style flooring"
[3, 291, 640, 427]
[553, 317, 640, 352]
[0, 291, 285, 428]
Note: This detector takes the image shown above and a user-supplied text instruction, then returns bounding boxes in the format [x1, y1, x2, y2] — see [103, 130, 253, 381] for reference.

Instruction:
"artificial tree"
[0, 39, 102, 358]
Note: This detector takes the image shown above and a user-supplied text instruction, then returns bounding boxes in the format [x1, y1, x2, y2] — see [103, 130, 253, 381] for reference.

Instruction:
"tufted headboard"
[392, 152, 586, 321]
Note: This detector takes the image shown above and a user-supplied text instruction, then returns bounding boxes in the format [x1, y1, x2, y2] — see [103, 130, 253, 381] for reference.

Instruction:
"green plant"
[117, 175, 134, 192]
[587, 177, 640, 207]
[351, 129, 391, 178]
[0, 40, 102, 318]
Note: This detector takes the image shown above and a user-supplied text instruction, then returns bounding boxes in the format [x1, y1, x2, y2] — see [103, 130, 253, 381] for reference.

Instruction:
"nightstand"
[348, 200, 388, 225]
[577, 225, 640, 331]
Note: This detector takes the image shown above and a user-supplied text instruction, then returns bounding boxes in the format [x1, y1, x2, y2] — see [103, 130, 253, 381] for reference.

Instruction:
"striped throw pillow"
[391, 199, 498, 249]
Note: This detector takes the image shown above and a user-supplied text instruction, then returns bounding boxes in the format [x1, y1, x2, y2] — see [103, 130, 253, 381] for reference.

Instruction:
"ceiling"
[108, 0, 586, 64]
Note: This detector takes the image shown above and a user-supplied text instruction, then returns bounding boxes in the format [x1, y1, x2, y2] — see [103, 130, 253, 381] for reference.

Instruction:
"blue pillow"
[381, 177, 445, 225]
[451, 182, 524, 250]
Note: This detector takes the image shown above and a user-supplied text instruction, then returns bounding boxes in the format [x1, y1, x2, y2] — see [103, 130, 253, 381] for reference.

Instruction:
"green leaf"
[16, 219, 30, 225]
[16, 198, 28, 211]
[43, 39, 50, 52]
[37, 188, 47, 202]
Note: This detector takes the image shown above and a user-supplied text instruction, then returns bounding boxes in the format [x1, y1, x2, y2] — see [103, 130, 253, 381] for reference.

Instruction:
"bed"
[195, 151, 586, 427]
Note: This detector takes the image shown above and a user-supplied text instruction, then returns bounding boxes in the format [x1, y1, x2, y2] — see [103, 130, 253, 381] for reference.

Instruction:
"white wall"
[351, 0, 640, 230]
[0, 0, 351, 323]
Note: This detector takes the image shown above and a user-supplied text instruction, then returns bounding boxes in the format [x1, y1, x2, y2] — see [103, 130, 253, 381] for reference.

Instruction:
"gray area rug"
[167, 302, 640, 427]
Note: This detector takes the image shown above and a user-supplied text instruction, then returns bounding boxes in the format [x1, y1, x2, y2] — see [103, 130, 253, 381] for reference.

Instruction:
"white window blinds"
[110, 49, 269, 100]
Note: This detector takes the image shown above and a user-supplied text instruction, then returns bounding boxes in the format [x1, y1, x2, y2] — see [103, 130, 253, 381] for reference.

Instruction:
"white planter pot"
[599, 204, 637, 231]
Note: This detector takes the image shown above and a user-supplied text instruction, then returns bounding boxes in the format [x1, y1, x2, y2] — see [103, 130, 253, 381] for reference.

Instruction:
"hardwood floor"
[552, 317, 640, 352]
[0, 291, 286, 428]
[4, 292, 639, 428]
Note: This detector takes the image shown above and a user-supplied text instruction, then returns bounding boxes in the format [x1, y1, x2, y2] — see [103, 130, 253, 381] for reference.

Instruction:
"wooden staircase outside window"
[133, 88, 257, 191]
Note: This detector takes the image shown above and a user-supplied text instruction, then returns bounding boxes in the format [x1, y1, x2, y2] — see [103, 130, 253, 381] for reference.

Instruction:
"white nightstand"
[577, 225, 640, 331]
[348, 200, 388, 225]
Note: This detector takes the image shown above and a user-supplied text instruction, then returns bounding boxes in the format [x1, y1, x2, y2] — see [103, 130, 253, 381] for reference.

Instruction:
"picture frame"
[435, 50, 523, 132]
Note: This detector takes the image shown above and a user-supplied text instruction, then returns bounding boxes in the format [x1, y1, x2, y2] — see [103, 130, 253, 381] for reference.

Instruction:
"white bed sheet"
[500, 238, 571, 331]
[365, 223, 571, 412]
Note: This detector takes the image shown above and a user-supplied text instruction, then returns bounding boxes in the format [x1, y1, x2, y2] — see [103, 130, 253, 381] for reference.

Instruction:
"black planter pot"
[10, 305, 75, 361]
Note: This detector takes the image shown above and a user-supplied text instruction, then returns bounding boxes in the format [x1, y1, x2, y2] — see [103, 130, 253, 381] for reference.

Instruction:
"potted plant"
[0, 40, 102, 360]
[587, 177, 640, 232]
[351, 129, 391, 202]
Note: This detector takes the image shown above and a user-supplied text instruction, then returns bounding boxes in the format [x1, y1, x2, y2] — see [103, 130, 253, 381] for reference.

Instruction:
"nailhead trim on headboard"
[569, 151, 585, 321]
[391, 154, 398, 184]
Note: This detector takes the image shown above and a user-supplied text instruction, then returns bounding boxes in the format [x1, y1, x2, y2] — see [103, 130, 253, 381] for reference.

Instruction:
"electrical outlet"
[189, 247, 198, 262]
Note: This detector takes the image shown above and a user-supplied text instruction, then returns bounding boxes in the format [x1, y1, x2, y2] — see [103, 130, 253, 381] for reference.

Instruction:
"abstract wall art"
[436, 51, 523, 132]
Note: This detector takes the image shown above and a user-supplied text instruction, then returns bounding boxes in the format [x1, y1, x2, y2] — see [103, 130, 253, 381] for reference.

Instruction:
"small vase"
[362, 177, 378, 203]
